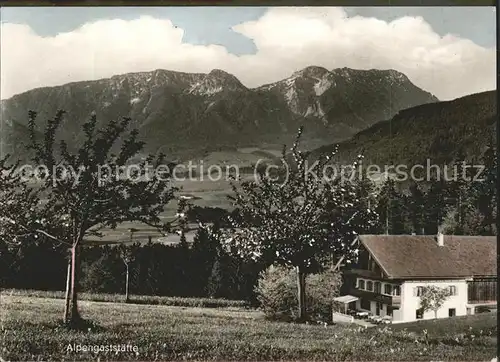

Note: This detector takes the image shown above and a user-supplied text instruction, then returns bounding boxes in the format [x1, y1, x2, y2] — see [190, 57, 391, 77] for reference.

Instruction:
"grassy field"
[82, 171, 251, 245]
[1, 294, 496, 361]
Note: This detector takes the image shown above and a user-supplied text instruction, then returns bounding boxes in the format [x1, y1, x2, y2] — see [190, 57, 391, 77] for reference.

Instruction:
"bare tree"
[419, 286, 451, 319]
[118, 241, 138, 303]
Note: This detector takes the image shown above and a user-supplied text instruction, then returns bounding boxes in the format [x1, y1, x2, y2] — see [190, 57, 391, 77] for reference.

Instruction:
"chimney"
[436, 232, 444, 247]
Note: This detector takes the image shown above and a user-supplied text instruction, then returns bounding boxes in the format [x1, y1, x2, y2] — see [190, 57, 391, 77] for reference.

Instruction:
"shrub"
[4, 289, 250, 309]
[307, 268, 343, 321]
[254, 266, 298, 322]
[255, 265, 342, 323]
[80, 254, 117, 293]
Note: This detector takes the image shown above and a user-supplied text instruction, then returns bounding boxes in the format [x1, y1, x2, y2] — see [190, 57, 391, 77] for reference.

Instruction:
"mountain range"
[320, 90, 496, 167]
[1, 66, 438, 161]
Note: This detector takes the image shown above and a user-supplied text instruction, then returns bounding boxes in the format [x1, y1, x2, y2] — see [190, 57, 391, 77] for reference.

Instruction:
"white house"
[338, 234, 497, 323]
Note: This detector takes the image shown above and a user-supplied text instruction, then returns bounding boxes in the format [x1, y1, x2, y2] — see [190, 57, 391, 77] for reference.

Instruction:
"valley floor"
[0, 295, 496, 361]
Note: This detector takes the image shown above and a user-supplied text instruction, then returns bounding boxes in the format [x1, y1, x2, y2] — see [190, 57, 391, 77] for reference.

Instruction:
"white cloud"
[0, 8, 495, 100]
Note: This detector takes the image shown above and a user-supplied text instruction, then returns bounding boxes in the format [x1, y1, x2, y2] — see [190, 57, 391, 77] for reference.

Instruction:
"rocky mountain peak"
[208, 68, 234, 78]
[331, 67, 409, 83]
[293, 66, 330, 79]
[189, 69, 246, 96]
[386, 69, 410, 84]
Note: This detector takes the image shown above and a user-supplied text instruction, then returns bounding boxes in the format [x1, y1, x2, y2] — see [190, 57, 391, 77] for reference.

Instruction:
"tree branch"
[0, 216, 72, 246]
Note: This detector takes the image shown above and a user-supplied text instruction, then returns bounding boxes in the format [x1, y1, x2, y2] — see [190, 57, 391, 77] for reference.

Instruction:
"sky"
[0, 6, 496, 100]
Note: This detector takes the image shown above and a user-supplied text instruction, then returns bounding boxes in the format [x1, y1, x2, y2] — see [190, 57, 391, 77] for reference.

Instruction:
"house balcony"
[467, 278, 497, 304]
[345, 268, 385, 280]
[348, 287, 401, 307]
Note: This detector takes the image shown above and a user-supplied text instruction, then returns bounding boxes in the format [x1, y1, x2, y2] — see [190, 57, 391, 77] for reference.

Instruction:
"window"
[366, 281, 373, 292]
[384, 284, 393, 295]
[416, 308, 423, 319]
[358, 279, 365, 290]
[413, 286, 424, 297]
[449, 308, 456, 317]
[448, 286, 457, 296]
[393, 286, 401, 296]
[374, 282, 381, 294]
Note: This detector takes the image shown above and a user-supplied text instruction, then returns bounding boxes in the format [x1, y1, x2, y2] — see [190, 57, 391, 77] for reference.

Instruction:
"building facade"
[340, 234, 497, 324]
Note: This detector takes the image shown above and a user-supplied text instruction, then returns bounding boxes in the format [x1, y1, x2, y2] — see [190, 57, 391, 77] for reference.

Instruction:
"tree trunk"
[385, 202, 389, 235]
[434, 310, 438, 319]
[68, 244, 81, 323]
[296, 266, 307, 322]
[63, 258, 71, 323]
[125, 263, 130, 303]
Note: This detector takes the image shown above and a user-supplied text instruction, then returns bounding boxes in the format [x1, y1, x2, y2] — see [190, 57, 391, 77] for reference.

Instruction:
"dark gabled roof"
[359, 235, 497, 279]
